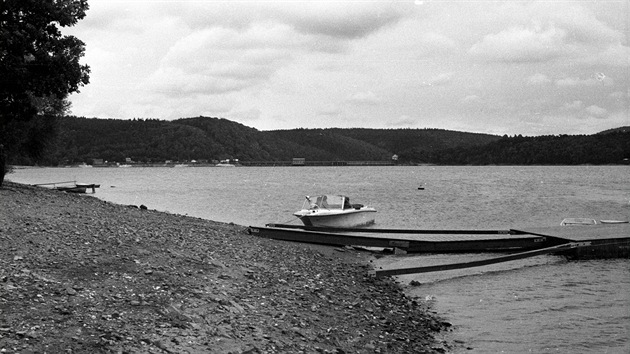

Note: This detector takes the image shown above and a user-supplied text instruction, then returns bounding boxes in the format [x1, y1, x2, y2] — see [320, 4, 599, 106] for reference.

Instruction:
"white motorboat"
[293, 195, 376, 228]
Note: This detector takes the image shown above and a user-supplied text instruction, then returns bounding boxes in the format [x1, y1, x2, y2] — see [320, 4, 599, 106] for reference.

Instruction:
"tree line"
[428, 130, 630, 165]
[8, 116, 630, 166]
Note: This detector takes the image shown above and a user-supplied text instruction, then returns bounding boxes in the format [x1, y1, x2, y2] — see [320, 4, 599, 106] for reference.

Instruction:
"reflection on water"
[9, 165, 630, 353]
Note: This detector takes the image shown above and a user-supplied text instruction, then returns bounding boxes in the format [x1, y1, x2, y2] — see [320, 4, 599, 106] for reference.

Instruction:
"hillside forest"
[8, 116, 630, 166]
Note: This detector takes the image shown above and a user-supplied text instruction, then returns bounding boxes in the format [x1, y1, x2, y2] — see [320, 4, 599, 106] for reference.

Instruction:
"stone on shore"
[0, 182, 451, 353]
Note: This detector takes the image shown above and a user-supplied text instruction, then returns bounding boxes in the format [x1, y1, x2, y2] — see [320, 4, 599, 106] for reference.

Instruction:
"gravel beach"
[1, 182, 451, 353]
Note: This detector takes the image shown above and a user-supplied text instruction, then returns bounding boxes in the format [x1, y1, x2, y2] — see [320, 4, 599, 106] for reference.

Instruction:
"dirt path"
[0, 182, 451, 353]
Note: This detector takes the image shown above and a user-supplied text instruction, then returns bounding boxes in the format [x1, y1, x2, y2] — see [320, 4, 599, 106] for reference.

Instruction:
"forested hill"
[263, 127, 499, 162]
[431, 128, 630, 165]
[40, 116, 396, 164]
[597, 126, 630, 134]
[17, 116, 630, 166]
[33, 116, 499, 165]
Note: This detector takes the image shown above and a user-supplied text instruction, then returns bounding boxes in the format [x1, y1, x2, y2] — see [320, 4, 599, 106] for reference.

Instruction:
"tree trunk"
[0, 144, 6, 186]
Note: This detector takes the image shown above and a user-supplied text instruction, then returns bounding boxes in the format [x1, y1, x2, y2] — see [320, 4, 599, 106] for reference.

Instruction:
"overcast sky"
[63, 0, 629, 136]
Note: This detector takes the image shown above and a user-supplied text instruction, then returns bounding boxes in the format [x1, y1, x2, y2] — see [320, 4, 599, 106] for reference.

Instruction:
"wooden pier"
[249, 224, 547, 253]
[248, 222, 629, 277]
[372, 223, 629, 277]
[512, 223, 630, 259]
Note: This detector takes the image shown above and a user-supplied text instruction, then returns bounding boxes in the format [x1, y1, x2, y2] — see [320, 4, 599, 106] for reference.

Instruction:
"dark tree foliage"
[323, 128, 500, 163]
[431, 132, 630, 165]
[0, 0, 90, 183]
[35, 116, 397, 165]
[19, 116, 628, 166]
[265, 129, 392, 161]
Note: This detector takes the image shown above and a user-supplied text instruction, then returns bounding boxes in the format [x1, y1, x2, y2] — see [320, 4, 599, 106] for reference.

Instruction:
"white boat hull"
[295, 209, 376, 228]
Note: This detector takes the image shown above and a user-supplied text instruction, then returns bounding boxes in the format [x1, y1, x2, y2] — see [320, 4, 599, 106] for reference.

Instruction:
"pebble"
[0, 182, 451, 354]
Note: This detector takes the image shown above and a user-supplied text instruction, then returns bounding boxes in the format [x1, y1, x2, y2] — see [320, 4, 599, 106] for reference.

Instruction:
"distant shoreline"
[11, 162, 628, 170]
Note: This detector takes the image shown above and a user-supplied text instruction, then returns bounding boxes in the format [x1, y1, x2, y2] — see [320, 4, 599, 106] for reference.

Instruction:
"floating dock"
[249, 224, 547, 253]
[372, 223, 629, 277]
[249, 222, 628, 277]
[248, 222, 629, 261]
[513, 223, 630, 259]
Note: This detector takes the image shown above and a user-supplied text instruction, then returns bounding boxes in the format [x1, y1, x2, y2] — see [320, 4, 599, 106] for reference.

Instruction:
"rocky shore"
[0, 182, 451, 354]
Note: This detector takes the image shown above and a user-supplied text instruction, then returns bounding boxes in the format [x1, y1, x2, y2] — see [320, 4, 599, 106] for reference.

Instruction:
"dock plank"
[249, 226, 546, 253]
[340, 232, 541, 242]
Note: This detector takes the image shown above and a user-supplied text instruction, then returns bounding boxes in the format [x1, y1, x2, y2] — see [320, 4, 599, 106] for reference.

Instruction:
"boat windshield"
[303, 195, 349, 210]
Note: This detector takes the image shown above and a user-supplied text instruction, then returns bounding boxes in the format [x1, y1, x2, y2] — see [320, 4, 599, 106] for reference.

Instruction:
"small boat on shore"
[56, 184, 88, 193]
[34, 181, 100, 194]
[560, 218, 597, 226]
[75, 183, 100, 193]
[560, 218, 629, 226]
[293, 195, 376, 228]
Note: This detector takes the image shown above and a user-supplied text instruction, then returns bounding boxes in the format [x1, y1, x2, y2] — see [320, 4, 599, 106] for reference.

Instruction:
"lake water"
[8, 165, 630, 353]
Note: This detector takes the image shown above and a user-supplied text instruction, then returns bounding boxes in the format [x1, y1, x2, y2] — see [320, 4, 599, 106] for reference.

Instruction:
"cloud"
[547, 4, 623, 46]
[555, 77, 581, 87]
[133, 2, 413, 100]
[526, 73, 551, 85]
[229, 108, 261, 122]
[281, 2, 410, 39]
[468, 25, 565, 63]
[144, 67, 249, 96]
[346, 91, 380, 105]
[467, 3, 627, 64]
[560, 100, 583, 111]
[387, 115, 417, 127]
[423, 72, 454, 86]
[609, 91, 627, 100]
[79, 3, 142, 32]
[317, 104, 342, 116]
[585, 105, 608, 118]
[460, 95, 482, 104]
[142, 24, 293, 96]
[416, 32, 458, 55]
[64, 0, 629, 136]
[581, 44, 630, 67]
[555, 73, 612, 87]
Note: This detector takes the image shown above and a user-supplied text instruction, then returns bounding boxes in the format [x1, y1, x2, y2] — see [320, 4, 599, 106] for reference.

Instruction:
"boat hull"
[296, 209, 376, 228]
[56, 186, 87, 193]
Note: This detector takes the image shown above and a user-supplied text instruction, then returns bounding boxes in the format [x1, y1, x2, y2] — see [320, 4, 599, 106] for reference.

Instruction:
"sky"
[62, 0, 629, 136]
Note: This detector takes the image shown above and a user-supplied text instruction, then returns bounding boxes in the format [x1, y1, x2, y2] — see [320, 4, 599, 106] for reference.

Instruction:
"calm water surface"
[9, 166, 630, 353]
